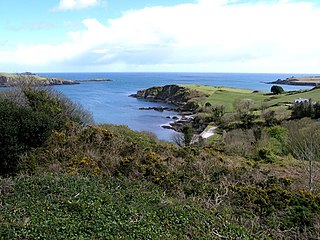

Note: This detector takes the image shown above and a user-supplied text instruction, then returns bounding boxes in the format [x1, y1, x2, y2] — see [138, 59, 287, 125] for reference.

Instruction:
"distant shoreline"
[0, 72, 113, 87]
[267, 76, 320, 86]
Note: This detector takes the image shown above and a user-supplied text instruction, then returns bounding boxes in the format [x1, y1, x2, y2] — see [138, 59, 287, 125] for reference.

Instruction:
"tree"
[211, 105, 225, 124]
[234, 99, 257, 128]
[291, 99, 320, 119]
[262, 109, 277, 126]
[312, 101, 320, 119]
[286, 118, 320, 191]
[271, 85, 284, 94]
[181, 125, 194, 146]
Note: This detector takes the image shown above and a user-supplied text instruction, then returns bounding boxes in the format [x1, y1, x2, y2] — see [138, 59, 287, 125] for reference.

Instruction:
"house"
[295, 98, 309, 103]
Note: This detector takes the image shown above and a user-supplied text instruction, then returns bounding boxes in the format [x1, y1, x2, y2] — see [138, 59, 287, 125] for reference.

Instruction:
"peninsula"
[0, 72, 77, 87]
[268, 76, 320, 86]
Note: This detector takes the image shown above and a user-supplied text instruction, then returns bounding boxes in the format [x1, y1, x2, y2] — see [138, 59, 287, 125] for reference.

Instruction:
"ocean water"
[39, 72, 314, 141]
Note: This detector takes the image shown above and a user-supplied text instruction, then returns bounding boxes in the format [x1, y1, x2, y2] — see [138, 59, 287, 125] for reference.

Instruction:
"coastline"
[0, 72, 77, 87]
[131, 82, 320, 140]
[267, 76, 320, 86]
[0, 72, 114, 87]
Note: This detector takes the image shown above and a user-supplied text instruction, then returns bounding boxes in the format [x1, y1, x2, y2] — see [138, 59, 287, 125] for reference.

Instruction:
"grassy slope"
[181, 84, 320, 112]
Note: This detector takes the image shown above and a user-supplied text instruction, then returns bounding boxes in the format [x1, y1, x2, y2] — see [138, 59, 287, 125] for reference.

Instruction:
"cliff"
[0, 72, 77, 87]
[130, 84, 207, 106]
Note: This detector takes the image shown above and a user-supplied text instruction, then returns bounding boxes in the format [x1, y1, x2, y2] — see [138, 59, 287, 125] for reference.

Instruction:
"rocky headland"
[268, 76, 320, 86]
[130, 84, 207, 107]
[0, 72, 77, 87]
[130, 84, 208, 132]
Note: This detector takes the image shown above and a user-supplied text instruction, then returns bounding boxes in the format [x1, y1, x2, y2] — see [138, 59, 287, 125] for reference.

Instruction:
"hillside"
[1, 86, 320, 239]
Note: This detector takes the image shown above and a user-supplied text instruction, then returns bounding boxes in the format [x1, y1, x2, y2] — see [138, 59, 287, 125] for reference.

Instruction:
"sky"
[1, 0, 320, 73]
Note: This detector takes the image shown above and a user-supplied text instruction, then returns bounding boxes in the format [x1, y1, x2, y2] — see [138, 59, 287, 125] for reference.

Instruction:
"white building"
[295, 98, 309, 103]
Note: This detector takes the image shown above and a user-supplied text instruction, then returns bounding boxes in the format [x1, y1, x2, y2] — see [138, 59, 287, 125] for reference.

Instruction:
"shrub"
[223, 129, 255, 157]
[0, 87, 92, 176]
[230, 177, 320, 234]
[0, 100, 55, 175]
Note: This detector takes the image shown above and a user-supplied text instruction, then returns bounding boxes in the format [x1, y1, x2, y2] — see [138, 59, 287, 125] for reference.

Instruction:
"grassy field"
[181, 84, 320, 112]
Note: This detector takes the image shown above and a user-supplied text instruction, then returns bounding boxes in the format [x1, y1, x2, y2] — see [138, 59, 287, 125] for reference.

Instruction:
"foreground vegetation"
[1, 84, 320, 239]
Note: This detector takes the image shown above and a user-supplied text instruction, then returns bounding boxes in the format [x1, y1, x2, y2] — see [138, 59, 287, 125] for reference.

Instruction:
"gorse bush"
[231, 177, 320, 234]
[21, 123, 173, 179]
[0, 87, 92, 176]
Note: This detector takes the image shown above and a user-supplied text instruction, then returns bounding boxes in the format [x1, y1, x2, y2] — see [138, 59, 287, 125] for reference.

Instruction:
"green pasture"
[182, 84, 320, 112]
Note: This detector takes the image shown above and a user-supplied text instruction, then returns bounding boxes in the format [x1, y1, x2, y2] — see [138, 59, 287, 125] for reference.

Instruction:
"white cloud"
[53, 0, 102, 11]
[3, 0, 320, 72]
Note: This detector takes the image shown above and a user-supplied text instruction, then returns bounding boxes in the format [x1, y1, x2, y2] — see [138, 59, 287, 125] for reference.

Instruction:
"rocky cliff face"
[130, 84, 207, 106]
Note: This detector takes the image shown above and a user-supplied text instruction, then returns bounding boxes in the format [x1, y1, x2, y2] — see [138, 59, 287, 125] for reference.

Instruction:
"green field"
[181, 84, 320, 112]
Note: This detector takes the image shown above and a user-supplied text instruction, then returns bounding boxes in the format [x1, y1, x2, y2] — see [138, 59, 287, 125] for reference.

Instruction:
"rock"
[138, 106, 179, 112]
[161, 125, 175, 130]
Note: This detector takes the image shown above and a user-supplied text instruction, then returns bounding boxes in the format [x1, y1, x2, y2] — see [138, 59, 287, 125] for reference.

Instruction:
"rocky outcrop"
[36, 78, 77, 86]
[130, 84, 207, 106]
[77, 78, 112, 82]
[139, 106, 179, 112]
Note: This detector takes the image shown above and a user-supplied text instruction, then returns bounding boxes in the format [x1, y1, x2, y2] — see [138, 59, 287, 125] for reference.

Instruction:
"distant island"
[0, 72, 112, 87]
[268, 76, 320, 86]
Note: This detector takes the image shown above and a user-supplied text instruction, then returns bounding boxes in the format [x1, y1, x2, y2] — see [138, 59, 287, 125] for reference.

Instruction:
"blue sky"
[1, 0, 320, 73]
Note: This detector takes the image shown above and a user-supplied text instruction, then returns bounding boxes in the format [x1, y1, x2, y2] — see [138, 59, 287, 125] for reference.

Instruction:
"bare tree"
[286, 118, 320, 191]
[172, 132, 185, 147]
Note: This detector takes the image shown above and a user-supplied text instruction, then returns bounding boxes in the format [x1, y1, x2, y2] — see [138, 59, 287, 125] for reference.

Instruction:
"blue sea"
[39, 72, 314, 141]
